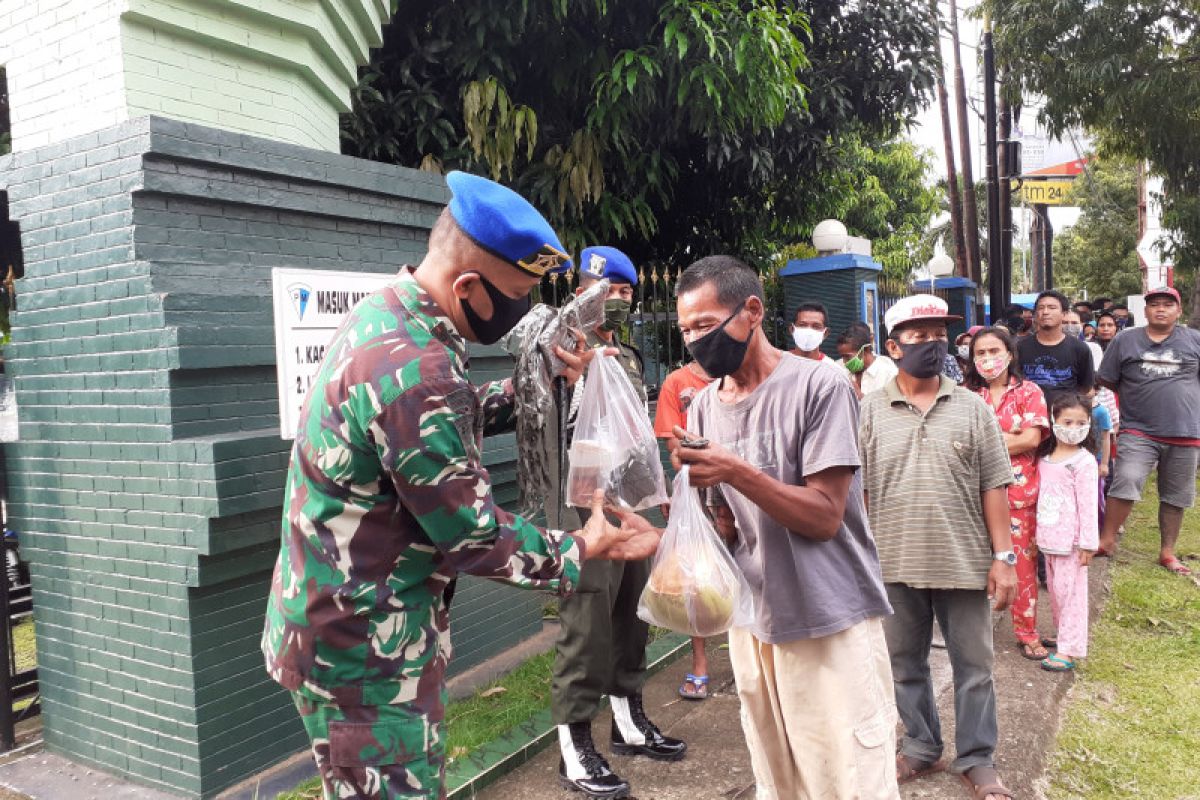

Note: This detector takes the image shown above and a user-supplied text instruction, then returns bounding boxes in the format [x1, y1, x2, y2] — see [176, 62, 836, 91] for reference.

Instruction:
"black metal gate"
[0, 444, 38, 752]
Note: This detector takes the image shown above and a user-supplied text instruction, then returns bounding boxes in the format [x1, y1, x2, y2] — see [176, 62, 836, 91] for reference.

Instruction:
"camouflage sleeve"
[372, 376, 584, 593]
[477, 378, 516, 435]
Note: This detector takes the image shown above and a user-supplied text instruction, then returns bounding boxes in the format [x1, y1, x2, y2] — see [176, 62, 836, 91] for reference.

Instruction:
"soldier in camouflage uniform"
[262, 173, 661, 800]
[553, 247, 687, 800]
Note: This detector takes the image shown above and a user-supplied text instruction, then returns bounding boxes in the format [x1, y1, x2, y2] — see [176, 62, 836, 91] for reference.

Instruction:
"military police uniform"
[551, 247, 686, 799]
[262, 172, 579, 800]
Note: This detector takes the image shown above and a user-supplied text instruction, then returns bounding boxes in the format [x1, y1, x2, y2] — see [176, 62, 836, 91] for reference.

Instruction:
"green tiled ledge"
[446, 632, 690, 798]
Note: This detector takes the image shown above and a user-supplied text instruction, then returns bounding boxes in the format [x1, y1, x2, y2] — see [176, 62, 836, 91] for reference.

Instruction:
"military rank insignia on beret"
[446, 171, 573, 278]
[579, 246, 638, 286]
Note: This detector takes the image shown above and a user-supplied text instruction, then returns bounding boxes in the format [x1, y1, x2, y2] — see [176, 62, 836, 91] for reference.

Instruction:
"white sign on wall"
[271, 267, 394, 439]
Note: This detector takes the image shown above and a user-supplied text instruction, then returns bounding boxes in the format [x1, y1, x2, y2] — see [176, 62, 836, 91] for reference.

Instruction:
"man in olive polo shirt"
[859, 295, 1018, 800]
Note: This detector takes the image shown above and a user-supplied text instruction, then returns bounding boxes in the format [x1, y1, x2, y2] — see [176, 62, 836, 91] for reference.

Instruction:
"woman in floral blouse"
[966, 327, 1051, 659]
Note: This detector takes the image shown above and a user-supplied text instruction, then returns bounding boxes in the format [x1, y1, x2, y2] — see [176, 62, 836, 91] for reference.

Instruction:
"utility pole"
[983, 14, 1006, 317]
[949, 0, 982, 286]
[999, 80, 1015, 289]
[932, 0, 967, 279]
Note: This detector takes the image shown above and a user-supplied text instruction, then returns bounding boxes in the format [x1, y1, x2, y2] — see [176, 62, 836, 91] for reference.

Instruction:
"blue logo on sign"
[288, 283, 312, 320]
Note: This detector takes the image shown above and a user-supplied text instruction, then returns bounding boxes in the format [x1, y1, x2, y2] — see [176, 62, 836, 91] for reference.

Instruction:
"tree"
[988, 0, 1200, 324]
[1052, 158, 1142, 299]
[832, 137, 941, 282]
[342, 0, 938, 267]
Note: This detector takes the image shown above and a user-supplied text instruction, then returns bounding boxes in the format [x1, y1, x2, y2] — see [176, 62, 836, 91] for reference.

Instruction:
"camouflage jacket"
[262, 267, 584, 707]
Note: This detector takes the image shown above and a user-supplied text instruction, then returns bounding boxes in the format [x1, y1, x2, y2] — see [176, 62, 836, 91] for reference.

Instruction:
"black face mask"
[894, 339, 948, 379]
[460, 273, 531, 345]
[687, 302, 750, 379]
[601, 298, 631, 332]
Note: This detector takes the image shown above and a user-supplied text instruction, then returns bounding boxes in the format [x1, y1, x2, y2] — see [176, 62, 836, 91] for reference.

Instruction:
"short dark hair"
[1093, 296, 1112, 308]
[1073, 300, 1093, 311]
[964, 327, 1022, 391]
[1111, 303, 1129, 311]
[1035, 290, 1069, 312]
[794, 301, 828, 326]
[1002, 303, 1026, 319]
[1039, 393, 1098, 458]
[1096, 310, 1116, 323]
[676, 255, 764, 310]
[837, 324, 873, 350]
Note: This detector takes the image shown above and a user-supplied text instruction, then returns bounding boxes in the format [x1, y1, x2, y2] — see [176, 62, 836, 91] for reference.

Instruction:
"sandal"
[896, 753, 945, 785]
[1018, 641, 1048, 660]
[1041, 653, 1075, 672]
[1041, 637, 1057, 649]
[1160, 557, 1193, 576]
[958, 765, 1014, 799]
[678, 673, 709, 700]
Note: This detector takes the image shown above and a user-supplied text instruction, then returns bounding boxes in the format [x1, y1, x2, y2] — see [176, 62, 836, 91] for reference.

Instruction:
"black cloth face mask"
[686, 301, 750, 379]
[460, 272, 531, 345]
[893, 338, 948, 379]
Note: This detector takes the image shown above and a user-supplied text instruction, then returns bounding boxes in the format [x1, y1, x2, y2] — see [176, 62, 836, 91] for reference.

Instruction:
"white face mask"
[1064, 323, 1083, 337]
[1053, 423, 1090, 445]
[956, 344, 970, 359]
[792, 326, 825, 352]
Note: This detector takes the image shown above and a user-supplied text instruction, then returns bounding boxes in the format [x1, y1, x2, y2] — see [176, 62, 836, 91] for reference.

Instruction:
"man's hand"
[987, 562, 1017, 611]
[710, 503, 739, 546]
[575, 490, 662, 561]
[671, 425, 749, 488]
[1078, 549, 1095, 567]
[553, 327, 618, 386]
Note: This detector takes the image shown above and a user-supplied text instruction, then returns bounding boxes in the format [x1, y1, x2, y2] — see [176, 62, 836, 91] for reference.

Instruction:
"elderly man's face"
[677, 282, 758, 346]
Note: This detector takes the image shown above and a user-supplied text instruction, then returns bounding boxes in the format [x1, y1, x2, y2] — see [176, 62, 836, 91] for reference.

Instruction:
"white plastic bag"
[565, 352, 668, 511]
[637, 467, 755, 637]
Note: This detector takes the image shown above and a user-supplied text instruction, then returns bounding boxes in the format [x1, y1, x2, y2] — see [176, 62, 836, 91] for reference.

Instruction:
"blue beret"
[580, 246, 638, 286]
[446, 171, 572, 277]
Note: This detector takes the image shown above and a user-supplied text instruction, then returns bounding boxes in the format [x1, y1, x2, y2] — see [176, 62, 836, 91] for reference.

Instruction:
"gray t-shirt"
[688, 354, 891, 644]
[1097, 326, 1200, 438]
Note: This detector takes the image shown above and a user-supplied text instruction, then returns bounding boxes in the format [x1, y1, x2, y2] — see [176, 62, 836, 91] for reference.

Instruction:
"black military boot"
[609, 693, 688, 761]
[558, 721, 631, 798]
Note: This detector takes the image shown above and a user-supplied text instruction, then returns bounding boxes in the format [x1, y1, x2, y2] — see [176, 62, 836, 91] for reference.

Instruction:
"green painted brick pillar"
[0, 116, 546, 798]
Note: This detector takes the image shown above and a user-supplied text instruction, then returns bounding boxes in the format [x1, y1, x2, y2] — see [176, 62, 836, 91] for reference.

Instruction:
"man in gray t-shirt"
[671, 256, 897, 800]
[1097, 287, 1200, 575]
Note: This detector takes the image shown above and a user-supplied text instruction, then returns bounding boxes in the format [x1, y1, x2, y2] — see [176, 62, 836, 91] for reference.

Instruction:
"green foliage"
[1052, 159, 1143, 300]
[341, 0, 939, 269]
[833, 138, 940, 281]
[989, 0, 1200, 322]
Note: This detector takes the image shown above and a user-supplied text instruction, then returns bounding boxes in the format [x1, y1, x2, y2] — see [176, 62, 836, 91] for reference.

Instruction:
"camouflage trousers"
[293, 693, 446, 800]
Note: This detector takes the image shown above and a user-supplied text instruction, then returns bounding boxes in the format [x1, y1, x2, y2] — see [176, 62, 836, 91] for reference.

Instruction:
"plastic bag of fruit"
[637, 466, 754, 637]
[565, 352, 668, 511]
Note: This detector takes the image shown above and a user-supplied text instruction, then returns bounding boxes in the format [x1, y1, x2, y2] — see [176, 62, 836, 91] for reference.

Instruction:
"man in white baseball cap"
[859, 294, 1019, 800]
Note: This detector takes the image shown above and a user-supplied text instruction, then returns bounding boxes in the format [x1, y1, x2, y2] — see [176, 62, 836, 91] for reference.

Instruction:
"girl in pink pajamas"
[1036, 394, 1099, 672]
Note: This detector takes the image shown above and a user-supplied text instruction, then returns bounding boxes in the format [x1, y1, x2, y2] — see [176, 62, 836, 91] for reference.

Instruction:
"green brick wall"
[1, 117, 546, 798]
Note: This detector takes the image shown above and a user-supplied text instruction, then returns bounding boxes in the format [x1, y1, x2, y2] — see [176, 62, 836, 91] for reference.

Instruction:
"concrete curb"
[446, 632, 690, 799]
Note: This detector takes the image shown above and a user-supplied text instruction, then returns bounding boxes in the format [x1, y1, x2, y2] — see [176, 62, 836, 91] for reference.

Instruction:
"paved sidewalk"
[471, 567, 1105, 800]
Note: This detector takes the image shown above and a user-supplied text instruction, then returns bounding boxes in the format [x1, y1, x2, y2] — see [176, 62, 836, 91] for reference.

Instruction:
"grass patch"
[1046, 477, 1200, 799]
[12, 618, 35, 674]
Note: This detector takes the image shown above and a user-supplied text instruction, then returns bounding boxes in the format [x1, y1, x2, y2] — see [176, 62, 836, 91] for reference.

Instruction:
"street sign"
[1020, 179, 1075, 206]
[271, 267, 394, 439]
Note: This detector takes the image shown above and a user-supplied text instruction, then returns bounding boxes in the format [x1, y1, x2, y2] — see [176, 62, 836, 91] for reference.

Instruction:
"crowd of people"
[261, 172, 1199, 800]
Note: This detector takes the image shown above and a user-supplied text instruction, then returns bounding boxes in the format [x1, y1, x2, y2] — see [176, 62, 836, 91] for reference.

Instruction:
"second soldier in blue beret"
[551, 246, 687, 798]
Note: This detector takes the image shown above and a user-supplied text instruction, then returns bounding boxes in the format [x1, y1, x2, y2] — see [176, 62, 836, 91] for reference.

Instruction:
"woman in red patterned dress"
[966, 327, 1051, 659]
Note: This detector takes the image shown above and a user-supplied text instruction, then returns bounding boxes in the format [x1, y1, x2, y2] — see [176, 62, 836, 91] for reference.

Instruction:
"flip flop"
[958, 765, 1014, 799]
[1160, 557, 1193, 575]
[1041, 637, 1057, 649]
[896, 753, 945, 785]
[678, 673, 709, 700]
[1041, 653, 1075, 672]
[1018, 641, 1049, 660]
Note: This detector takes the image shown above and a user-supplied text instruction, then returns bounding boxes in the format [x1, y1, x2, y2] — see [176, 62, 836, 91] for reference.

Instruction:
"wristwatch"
[993, 550, 1018, 566]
